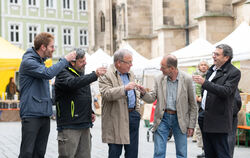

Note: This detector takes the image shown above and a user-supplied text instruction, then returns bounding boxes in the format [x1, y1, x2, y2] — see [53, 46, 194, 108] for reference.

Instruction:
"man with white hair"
[99, 49, 141, 158]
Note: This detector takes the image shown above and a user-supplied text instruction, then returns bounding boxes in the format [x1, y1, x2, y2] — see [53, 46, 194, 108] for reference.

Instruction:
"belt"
[128, 108, 135, 112]
[165, 109, 177, 114]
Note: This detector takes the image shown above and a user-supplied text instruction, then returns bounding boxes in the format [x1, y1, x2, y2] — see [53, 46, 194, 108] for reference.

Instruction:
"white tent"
[213, 22, 250, 61]
[171, 38, 214, 66]
[146, 56, 162, 69]
[120, 43, 150, 78]
[146, 38, 214, 68]
[85, 48, 112, 74]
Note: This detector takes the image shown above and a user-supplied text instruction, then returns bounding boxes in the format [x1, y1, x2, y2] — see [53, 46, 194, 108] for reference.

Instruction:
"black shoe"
[197, 152, 205, 158]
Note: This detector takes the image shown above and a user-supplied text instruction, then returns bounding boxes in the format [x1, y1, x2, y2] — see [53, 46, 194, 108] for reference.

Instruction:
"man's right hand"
[95, 67, 107, 77]
[137, 85, 146, 95]
[125, 82, 137, 91]
[65, 51, 77, 62]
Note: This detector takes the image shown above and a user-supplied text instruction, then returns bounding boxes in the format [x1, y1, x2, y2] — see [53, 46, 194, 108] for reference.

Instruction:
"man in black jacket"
[193, 44, 241, 158]
[228, 88, 242, 158]
[55, 49, 106, 158]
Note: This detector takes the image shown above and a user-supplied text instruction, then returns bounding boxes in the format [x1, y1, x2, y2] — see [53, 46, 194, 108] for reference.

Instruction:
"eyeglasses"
[212, 52, 223, 57]
[120, 60, 132, 65]
[160, 65, 168, 69]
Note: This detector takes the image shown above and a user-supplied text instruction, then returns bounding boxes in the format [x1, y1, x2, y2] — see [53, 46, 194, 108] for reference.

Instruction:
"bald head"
[163, 55, 178, 68]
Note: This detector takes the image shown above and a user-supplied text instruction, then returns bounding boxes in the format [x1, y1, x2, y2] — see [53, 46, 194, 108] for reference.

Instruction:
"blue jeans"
[108, 110, 140, 158]
[154, 112, 187, 158]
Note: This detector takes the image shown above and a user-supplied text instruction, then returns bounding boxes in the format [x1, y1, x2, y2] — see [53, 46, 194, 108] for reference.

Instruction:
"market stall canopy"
[171, 38, 214, 66]
[0, 37, 25, 69]
[213, 22, 250, 61]
[85, 48, 112, 74]
[120, 43, 150, 77]
[0, 37, 25, 98]
[146, 38, 214, 68]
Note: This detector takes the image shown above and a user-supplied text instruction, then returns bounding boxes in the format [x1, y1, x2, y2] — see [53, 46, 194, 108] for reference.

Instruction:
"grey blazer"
[142, 70, 197, 134]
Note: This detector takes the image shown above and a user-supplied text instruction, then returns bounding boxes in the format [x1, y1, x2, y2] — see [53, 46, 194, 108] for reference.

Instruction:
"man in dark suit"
[193, 44, 241, 158]
[228, 88, 242, 158]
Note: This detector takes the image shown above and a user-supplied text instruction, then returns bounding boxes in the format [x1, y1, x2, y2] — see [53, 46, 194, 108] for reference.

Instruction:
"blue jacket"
[19, 47, 69, 118]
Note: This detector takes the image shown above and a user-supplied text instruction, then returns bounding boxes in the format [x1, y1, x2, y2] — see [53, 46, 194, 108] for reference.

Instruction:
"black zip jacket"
[55, 65, 98, 127]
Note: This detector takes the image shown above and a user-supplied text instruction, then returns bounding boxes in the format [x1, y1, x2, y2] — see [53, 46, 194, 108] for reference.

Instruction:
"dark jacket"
[233, 88, 242, 118]
[202, 61, 241, 133]
[55, 66, 98, 127]
[19, 47, 69, 118]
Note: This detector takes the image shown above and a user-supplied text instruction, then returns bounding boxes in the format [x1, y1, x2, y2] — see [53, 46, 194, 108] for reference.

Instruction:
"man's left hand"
[187, 128, 194, 137]
[92, 114, 96, 122]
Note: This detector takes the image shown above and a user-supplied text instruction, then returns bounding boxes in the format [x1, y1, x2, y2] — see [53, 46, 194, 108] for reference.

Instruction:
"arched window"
[100, 12, 105, 32]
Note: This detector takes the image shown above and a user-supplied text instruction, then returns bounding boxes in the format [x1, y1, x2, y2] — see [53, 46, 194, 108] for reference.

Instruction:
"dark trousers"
[228, 117, 238, 158]
[108, 110, 140, 158]
[198, 111, 230, 158]
[19, 117, 50, 158]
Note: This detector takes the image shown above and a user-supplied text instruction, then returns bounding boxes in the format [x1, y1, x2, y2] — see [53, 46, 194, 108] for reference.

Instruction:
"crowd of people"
[17, 32, 241, 158]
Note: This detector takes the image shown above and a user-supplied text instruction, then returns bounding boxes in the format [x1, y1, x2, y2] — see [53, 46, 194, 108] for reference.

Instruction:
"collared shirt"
[166, 74, 179, 111]
[201, 66, 217, 110]
[118, 71, 136, 109]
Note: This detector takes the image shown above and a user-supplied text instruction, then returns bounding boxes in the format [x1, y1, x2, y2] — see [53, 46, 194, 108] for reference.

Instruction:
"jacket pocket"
[30, 96, 50, 115]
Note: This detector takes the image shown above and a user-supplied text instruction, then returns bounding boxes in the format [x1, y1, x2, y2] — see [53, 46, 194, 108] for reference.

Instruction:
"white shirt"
[201, 66, 217, 110]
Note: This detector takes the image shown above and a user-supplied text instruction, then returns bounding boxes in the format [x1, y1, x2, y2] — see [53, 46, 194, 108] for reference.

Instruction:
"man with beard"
[55, 48, 106, 158]
[18, 32, 76, 158]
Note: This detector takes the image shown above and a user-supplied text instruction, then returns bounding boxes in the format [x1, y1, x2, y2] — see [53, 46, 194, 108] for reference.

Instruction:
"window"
[28, 26, 38, 43]
[79, 0, 87, 11]
[63, 28, 72, 45]
[46, 0, 54, 8]
[47, 27, 55, 36]
[79, 29, 88, 46]
[28, 0, 36, 6]
[63, 0, 70, 9]
[100, 12, 105, 32]
[10, 0, 18, 4]
[10, 24, 20, 42]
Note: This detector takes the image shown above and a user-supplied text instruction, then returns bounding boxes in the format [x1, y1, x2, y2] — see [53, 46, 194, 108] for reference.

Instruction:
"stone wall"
[233, 1, 250, 26]
[162, 0, 186, 26]
[126, 0, 152, 36]
[198, 17, 234, 44]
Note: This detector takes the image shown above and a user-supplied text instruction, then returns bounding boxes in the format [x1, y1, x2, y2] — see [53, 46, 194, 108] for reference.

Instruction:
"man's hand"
[92, 114, 96, 122]
[137, 84, 146, 95]
[192, 75, 205, 85]
[124, 82, 137, 91]
[95, 67, 107, 77]
[65, 51, 77, 62]
[196, 95, 202, 102]
[187, 128, 194, 137]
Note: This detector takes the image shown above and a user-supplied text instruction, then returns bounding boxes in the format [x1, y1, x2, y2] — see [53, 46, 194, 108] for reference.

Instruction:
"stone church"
[88, 0, 250, 59]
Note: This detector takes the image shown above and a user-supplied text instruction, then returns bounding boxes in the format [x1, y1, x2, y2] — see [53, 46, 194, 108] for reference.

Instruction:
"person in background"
[5, 77, 19, 100]
[55, 48, 106, 158]
[99, 49, 141, 158]
[192, 60, 209, 158]
[137, 54, 197, 158]
[228, 88, 242, 158]
[193, 44, 241, 158]
[18, 32, 76, 158]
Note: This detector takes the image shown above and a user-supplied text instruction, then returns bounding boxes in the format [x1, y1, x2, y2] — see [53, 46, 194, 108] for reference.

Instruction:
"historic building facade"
[0, 0, 89, 60]
[88, 0, 250, 58]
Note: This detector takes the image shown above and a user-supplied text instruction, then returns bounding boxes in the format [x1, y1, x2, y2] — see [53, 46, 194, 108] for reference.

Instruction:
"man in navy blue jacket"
[18, 32, 76, 158]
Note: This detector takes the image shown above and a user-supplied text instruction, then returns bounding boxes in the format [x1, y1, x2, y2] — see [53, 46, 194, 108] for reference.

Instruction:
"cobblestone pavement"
[0, 116, 249, 158]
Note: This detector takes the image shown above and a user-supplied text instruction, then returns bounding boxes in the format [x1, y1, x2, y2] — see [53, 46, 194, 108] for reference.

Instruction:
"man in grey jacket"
[137, 55, 197, 158]
[18, 32, 76, 158]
